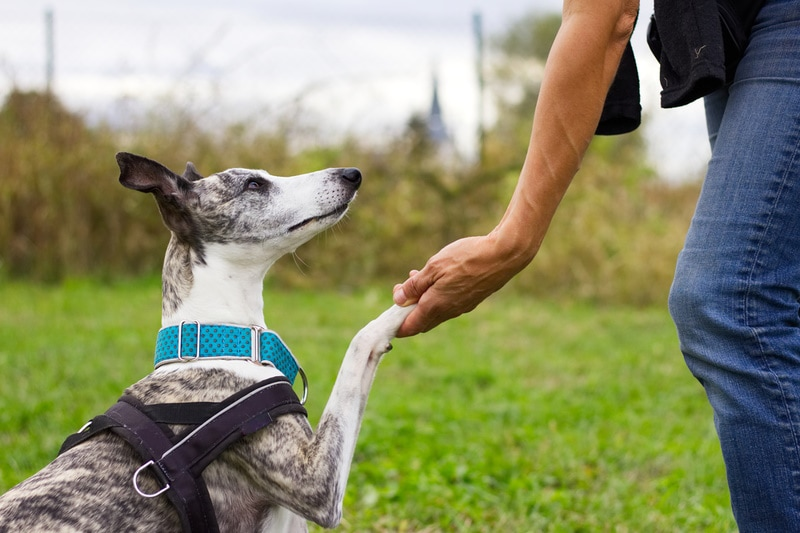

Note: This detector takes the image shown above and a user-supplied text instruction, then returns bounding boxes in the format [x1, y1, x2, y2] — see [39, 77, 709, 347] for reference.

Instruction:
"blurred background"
[0, 0, 710, 306]
[1, 6, 736, 528]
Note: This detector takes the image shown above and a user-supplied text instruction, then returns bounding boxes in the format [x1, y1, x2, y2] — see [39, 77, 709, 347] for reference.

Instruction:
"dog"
[0, 153, 414, 532]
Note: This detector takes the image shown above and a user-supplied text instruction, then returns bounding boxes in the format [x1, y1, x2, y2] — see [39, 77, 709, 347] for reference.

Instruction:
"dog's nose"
[341, 167, 362, 187]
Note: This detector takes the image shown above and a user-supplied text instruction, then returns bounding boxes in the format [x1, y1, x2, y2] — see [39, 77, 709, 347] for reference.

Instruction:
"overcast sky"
[0, 0, 708, 180]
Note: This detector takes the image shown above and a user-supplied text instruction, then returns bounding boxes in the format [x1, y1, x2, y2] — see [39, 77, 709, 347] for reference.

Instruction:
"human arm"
[392, 0, 640, 337]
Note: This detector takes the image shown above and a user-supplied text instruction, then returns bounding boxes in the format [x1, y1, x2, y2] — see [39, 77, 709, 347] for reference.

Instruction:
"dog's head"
[117, 152, 361, 264]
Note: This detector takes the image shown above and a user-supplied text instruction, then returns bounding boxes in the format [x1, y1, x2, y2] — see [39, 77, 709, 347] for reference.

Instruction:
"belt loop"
[178, 321, 201, 361]
[250, 326, 263, 364]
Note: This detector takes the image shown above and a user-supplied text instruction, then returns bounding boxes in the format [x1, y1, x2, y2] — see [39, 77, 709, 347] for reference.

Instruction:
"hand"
[392, 233, 532, 337]
[390, 0, 636, 337]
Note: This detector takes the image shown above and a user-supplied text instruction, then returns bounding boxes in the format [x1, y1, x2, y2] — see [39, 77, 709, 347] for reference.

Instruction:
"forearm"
[391, 0, 639, 336]
[494, 0, 639, 267]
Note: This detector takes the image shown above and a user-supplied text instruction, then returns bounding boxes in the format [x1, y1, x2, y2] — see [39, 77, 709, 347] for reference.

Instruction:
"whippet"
[0, 152, 414, 532]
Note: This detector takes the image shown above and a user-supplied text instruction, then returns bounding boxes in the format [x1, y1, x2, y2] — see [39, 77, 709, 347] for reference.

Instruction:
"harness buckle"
[133, 460, 170, 498]
[177, 321, 201, 362]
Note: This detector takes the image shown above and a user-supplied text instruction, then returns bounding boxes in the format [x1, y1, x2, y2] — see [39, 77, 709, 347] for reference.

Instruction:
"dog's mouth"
[288, 203, 350, 232]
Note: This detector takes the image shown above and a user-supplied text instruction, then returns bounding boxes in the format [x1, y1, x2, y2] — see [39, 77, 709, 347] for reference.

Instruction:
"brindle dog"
[0, 153, 414, 532]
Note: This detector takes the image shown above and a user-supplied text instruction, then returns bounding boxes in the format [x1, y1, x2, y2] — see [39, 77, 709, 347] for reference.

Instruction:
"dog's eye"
[245, 178, 266, 190]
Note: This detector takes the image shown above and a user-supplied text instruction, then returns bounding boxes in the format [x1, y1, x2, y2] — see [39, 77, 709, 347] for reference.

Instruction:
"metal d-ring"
[132, 460, 170, 498]
[298, 366, 309, 405]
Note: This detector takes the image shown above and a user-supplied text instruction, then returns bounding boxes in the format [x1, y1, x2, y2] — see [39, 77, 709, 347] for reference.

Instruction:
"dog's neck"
[161, 237, 276, 328]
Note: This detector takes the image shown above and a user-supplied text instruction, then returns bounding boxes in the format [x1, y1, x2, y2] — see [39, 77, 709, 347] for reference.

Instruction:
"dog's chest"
[0, 368, 287, 533]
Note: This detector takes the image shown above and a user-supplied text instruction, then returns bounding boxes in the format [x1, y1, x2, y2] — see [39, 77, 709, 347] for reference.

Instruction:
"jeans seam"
[742, 123, 800, 503]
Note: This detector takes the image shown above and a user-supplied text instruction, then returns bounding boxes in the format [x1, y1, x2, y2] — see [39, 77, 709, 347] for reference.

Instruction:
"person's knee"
[668, 254, 731, 344]
[669, 258, 701, 333]
[668, 256, 737, 387]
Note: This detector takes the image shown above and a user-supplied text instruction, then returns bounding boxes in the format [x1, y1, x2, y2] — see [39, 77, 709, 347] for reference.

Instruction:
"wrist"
[489, 222, 540, 273]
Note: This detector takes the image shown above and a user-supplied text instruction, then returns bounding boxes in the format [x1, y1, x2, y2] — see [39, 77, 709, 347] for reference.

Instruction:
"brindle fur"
[0, 153, 413, 532]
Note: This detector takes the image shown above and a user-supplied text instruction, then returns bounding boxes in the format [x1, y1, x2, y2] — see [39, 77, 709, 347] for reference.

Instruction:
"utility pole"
[45, 8, 55, 93]
[472, 12, 485, 165]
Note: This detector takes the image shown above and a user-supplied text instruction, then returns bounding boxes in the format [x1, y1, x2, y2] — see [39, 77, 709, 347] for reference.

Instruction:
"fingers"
[392, 269, 425, 307]
[395, 301, 436, 338]
[392, 269, 438, 336]
[394, 281, 455, 337]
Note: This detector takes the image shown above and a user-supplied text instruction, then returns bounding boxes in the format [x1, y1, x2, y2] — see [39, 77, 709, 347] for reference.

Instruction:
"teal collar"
[154, 322, 302, 386]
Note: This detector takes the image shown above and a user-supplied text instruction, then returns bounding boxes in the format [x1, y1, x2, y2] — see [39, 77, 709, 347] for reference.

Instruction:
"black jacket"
[596, 0, 765, 135]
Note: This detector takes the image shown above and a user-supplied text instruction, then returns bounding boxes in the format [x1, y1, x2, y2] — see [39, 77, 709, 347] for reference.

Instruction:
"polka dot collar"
[154, 322, 302, 385]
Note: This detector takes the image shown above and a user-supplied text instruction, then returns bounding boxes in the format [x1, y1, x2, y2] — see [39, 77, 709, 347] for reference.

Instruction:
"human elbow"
[614, 0, 640, 42]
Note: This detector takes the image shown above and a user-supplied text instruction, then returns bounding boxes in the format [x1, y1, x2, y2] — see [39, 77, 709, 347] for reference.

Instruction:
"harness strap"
[141, 402, 222, 426]
[155, 378, 306, 480]
[107, 399, 218, 533]
[59, 376, 307, 533]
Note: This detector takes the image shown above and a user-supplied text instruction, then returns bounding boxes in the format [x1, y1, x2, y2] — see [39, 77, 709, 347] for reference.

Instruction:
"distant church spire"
[426, 73, 449, 144]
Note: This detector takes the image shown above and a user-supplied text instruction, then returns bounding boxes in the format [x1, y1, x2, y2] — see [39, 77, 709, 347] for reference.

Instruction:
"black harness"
[59, 376, 307, 533]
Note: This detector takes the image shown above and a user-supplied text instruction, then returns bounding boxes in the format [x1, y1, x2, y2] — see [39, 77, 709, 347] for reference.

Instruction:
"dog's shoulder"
[127, 367, 257, 403]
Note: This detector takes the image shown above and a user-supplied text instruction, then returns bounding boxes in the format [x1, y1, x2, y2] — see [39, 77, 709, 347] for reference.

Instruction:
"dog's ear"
[183, 162, 205, 182]
[117, 152, 190, 195]
[117, 152, 198, 243]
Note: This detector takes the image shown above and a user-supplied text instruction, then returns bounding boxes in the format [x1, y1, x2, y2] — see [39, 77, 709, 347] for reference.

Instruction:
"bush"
[0, 90, 164, 280]
[0, 88, 701, 306]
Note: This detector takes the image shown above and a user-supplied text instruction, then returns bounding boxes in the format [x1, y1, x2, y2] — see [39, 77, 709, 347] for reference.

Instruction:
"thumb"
[393, 269, 429, 306]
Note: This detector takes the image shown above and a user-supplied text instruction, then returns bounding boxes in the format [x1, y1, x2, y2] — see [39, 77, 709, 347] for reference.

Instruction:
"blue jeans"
[668, 0, 800, 530]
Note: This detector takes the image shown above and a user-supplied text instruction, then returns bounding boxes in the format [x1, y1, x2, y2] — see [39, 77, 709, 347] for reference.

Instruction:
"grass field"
[0, 279, 736, 532]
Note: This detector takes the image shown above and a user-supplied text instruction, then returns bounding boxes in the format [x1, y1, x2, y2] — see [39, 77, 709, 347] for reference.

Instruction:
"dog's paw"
[371, 304, 416, 337]
[353, 304, 415, 356]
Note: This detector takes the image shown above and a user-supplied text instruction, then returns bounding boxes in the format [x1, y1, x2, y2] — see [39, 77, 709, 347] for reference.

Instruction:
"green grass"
[0, 279, 735, 532]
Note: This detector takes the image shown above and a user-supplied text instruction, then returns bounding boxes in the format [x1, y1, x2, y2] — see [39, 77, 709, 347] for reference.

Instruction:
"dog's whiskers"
[291, 251, 310, 274]
[328, 213, 351, 239]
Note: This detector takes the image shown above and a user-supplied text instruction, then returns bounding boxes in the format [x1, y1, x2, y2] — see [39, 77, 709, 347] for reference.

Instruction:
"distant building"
[425, 73, 457, 162]
[427, 74, 448, 144]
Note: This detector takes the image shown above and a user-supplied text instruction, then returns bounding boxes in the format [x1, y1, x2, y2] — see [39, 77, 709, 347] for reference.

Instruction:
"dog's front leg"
[316, 304, 414, 525]
[323, 303, 416, 479]
[258, 304, 414, 528]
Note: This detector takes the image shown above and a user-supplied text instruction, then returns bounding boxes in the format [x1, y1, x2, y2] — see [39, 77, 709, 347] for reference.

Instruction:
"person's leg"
[702, 86, 727, 152]
[669, 0, 800, 529]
